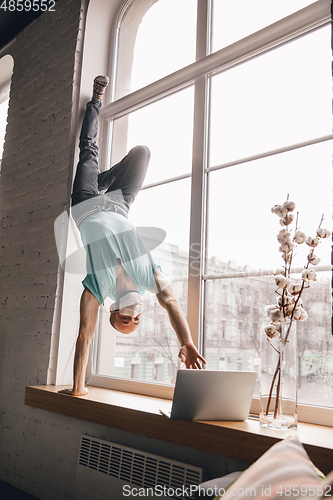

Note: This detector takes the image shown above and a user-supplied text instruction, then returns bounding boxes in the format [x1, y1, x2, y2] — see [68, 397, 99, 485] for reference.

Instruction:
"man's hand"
[178, 342, 206, 369]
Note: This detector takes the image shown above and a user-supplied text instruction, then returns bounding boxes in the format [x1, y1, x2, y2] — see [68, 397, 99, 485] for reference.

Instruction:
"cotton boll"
[277, 229, 291, 244]
[289, 283, 302, 295]
[277, 294, 294, 307]
[274, 275, 284, 286]
[269, 307, 284, 322]
[277, 234, 290, 244]
[282, 200, 296, 212]
[264, 304, 277, 318]
[264, 323, 280, 338]
[298, 308, 308, 321]
[316, 228, 326, 238]
[307, 253, 321, 265]
[316, 228, 331, 238]
[302, 268, 316, 281]
[278, 243, 288, 254]
[274, 275, 291, 289]
[294, 235, 303, 244]
[265, 304, 278, 318]
[294, 307, 308, 321]
[273, 268, 286, 276]
[306, 236, 319, 247]
[279, 213, 294, 226]
[271, 205, 287, 217]
[293, 230, 306, 244]
[279, 241, 295, 254]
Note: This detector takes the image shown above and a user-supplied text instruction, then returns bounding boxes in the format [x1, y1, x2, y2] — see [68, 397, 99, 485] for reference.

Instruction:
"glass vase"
[259, 318, 297, 429]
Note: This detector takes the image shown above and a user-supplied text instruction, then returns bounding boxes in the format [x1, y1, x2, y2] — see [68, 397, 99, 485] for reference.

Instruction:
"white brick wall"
[0, 1, 246, 498]
[0, 0, 80, 387]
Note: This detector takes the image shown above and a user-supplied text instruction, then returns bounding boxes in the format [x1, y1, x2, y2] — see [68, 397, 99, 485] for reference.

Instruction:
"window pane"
[96, 179, 191, 385]
[212, 0, 316, 52]
[115, 0, 197, 99]
[204, 276, 270, 393]
[209, 27, 332, 167]
[206, 140, 332, 270]
[205, 140, 333, 407]
[130, 179, 191, 253]
[110, 86, 194, 185]
[204, 271, 333, 408]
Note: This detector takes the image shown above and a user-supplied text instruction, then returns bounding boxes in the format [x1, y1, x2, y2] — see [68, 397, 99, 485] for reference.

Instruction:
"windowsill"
[25, 385, 333, 474]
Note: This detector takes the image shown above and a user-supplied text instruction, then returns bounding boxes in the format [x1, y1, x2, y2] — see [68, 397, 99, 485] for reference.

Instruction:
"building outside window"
[83, 0, 332, 421]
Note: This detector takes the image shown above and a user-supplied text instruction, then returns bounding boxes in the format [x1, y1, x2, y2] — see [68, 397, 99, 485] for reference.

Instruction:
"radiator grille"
[78, 435, 202, 499]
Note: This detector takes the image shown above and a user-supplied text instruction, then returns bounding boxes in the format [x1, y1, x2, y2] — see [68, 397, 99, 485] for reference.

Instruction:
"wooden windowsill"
[25, 385, 333, 475]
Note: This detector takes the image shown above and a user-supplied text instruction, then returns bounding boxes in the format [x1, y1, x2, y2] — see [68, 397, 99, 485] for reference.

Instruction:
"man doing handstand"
[63, 76, 206, 396]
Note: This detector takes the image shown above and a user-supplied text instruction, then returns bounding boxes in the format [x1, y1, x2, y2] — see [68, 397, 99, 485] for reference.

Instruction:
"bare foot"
[58, 387, 89, 396]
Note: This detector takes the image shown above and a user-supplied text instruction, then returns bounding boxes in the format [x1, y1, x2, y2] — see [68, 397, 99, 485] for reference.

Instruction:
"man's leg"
[98, 145, 151, 207]
[71, 100, 101, 207]
[72, 76, 109, 207]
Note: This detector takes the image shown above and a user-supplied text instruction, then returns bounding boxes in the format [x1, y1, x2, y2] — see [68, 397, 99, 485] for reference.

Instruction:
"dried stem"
[265, 358, 280, 415]
[265, 211, 324, 421]
[268, 337, 280, 354]
[274, 369, 282, 419]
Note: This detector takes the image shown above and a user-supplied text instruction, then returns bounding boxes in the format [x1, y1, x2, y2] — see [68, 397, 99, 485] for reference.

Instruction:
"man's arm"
[59, 287, 100, 396]
[154, 269, 206, 369]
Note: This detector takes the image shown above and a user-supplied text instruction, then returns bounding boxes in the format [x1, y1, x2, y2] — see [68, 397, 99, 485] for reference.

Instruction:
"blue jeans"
[71, 100, 150, 223]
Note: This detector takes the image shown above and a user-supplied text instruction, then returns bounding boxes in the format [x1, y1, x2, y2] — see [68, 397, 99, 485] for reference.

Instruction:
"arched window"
[114, 0, 197, 99]
[75, 0, 333, 421]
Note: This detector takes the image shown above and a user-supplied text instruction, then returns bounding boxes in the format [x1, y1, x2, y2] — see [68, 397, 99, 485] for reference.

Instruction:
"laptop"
[160, 370, 257, 421]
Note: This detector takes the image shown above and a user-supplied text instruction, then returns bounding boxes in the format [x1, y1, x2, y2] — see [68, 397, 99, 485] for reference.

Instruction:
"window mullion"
[187, 77, 208, 349]
[196, 0, 212, 59]
[186, 0, 210, 349]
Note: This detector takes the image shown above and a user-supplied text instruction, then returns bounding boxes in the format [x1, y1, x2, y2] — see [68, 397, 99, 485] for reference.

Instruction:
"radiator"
[75, 435, 203, 500]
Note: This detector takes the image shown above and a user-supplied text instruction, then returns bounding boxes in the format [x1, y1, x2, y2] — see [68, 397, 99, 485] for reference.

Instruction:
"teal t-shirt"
[79, 211, 158, 305]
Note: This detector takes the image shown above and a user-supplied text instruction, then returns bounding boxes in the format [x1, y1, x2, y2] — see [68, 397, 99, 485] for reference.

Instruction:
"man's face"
[110, 311, 142, 334]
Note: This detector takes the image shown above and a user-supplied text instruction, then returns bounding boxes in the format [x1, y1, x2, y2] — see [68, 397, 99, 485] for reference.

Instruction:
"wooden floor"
[0, 480, 40, 500]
